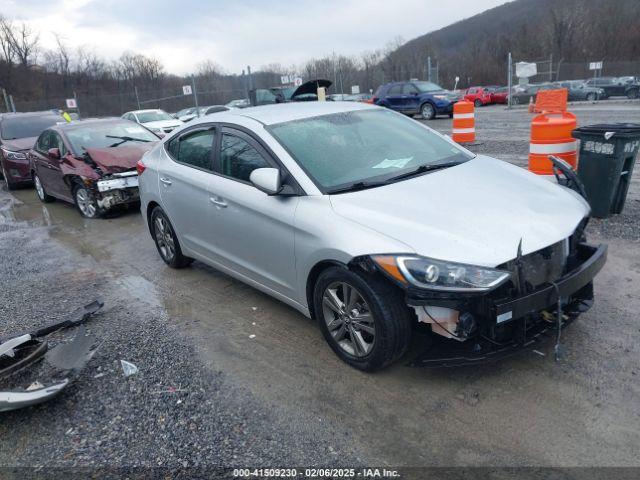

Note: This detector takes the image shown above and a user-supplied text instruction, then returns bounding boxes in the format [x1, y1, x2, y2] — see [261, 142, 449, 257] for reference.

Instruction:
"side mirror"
[48, 147, 60, 159]
[250, 167, 282, 195]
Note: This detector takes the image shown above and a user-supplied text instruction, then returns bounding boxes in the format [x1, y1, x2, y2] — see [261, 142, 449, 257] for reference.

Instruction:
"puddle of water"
[119, 275, 163, 308]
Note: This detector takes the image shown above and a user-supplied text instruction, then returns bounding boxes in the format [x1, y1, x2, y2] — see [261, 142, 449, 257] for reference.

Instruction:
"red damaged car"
[29, 118, 160, 218]
[463, 86, 499, 107]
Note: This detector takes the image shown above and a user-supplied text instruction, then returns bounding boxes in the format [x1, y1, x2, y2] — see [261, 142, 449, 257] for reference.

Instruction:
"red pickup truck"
[464, 86, 500, 107]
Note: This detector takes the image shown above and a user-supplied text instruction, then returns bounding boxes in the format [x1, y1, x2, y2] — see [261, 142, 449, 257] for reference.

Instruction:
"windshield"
[269, 109, 473, 192]
[136, 111, 173, 123]
[66, 121, 158, 153]
[1, 115, 61, 140]
[413, 81, 444, 93]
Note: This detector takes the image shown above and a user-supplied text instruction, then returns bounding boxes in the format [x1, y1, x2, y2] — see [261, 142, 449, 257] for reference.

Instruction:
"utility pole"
[134, 86, 141, 110]
[247, 65, 253, 92]
[427, 57, 432, 82]
[73, 91, 80, 117]
[507, 52, 513, 110]
[242, 69, 249, 100]
[191, 76, 199, 116]
[9, 94, 15, 113]
[2, 89, 9, 112]
[549, 53, 553, 82]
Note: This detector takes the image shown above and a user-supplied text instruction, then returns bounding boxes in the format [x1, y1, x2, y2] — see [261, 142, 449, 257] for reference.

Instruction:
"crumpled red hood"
[85, 143, 156, 173]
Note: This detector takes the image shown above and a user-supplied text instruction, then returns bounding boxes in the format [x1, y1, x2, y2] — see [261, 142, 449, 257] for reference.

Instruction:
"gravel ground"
[0, 200, 363, 470]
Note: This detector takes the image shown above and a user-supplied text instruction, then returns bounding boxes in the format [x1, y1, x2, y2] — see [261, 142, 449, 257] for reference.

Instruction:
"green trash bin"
[572, 123, 640, 218]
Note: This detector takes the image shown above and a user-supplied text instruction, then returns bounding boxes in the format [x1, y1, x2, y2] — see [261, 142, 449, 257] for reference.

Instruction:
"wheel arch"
[146, 201, 161, 235]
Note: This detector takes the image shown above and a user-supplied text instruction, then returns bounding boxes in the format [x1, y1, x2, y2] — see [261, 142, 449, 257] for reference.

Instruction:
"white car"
[122, 109, 183, 136]
[137, 102, 606, 371]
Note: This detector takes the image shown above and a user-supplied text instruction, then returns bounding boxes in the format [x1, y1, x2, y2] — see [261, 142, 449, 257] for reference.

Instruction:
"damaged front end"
[94, 170, 140, 210]
[354, 222, 607, 367]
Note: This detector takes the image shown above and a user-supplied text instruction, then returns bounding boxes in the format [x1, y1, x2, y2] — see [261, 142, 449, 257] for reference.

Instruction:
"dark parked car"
[373, 81, 457, 119]
[584, 77, 640, 99]
[553, 81, 604, 101]
[508, 83, 557, 105]
[0, 111, 63, 189]
[29, 118, 159, 218]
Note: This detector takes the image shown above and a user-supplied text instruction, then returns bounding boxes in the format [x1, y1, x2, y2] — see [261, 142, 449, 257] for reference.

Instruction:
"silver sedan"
[138, 102, 603, 371]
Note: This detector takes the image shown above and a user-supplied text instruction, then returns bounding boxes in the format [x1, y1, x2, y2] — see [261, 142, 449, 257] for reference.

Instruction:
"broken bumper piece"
[97, 171, 139, 193]
[0, 300, 103, 412]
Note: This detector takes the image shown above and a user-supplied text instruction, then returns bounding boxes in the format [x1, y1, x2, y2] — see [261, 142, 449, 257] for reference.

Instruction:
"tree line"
[0, 0, 639, 116]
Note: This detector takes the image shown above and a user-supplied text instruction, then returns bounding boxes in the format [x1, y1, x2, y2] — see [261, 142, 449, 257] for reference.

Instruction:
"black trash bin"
[572, 123, 640, 218]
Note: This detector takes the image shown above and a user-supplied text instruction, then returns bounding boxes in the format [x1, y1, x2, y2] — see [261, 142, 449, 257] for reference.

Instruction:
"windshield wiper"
[326, 180, 388, 195]
[105, 135, 151, 147]
[385, 161, 462, 183]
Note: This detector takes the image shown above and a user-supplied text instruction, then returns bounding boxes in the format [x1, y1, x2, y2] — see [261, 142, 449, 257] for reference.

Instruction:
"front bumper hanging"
[407, 243, 607, 367]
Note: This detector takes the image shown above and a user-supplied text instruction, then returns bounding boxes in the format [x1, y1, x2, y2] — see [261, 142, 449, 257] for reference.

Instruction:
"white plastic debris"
[120, 360, 139, 377]
[26, 381, 44, 391]
[251, 307, 258, 311]
[249, 334, 256, 339]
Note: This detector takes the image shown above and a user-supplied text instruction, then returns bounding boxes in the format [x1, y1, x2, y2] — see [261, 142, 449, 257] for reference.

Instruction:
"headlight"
[1, 148, 27, 161]
[372, 255, 511, 292]
[432, 94, 448, 101]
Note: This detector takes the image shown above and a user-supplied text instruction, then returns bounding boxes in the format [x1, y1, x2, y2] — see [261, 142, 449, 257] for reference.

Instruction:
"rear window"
[1, 115, 61, 140]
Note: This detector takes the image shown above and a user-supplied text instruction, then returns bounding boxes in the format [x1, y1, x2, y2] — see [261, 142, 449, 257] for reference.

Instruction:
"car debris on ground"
[0, 300, 103, 412]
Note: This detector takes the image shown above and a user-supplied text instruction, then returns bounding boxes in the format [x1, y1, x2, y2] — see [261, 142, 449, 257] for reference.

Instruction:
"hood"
[141, 119, 182, 129]
[292, 79, 332, 98]
[2, 136, 37, 152]
[85, 143, 156, 173]
[330, 155, 590, 267]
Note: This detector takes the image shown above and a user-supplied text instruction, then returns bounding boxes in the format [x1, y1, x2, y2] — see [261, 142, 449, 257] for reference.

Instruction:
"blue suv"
[373, 81, 458, 120]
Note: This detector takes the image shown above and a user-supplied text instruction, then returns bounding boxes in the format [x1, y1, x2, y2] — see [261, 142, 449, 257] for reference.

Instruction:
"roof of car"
[128, 109, 165, 114]
[220, 101, 376, 126]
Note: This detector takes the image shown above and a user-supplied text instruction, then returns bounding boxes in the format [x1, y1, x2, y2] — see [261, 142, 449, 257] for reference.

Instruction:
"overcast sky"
[4, 0, 509, 75]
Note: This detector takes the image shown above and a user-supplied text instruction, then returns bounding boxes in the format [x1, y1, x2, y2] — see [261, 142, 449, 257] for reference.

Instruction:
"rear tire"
[627, 89, 639, 99]
[586, 92, 596, 101]
[33, 172, 54, 202]
[420, 102, 436, 120]
[313, 266, 412, 371]
[474, 99, 482, 108]
[150, 207, 193, 268]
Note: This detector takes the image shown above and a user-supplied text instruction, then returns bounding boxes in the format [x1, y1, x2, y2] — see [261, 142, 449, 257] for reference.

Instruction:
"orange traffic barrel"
[528, 112, 578, 174]
[452, 100, 475, 143]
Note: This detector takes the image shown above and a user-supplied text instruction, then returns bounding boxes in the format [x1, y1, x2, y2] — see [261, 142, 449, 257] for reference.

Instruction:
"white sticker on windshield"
[372, 157, 413, 169]
[125, 127, 146, 134]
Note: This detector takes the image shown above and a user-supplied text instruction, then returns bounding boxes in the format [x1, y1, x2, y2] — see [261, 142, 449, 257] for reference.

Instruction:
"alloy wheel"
[322, 281, 375, 357]
[154, 215, 175, 261]
[34, 174, 45, 200]
[421, 103, 435, 120]
[76, 188, 97, 217]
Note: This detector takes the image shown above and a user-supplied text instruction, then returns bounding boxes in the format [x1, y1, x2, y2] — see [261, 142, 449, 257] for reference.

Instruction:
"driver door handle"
[160, 177, 172, 186]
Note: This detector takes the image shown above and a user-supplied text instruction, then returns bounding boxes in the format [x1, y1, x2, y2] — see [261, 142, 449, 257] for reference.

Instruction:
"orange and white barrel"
[452, 100, 475, 143]
[528, 112, 578, 175]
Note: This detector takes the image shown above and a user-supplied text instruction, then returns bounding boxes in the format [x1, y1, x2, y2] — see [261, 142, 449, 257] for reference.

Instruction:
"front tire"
[150, 207, 193, 268]
[313, 266, 412, 371]
[420, 102, 436, 120]
[74, 184, 102, 218]
[1, 161, 17, 191]
[474, 99, 482, 108]
[586, 92, 596, 101]
[627, 89, 639, 99]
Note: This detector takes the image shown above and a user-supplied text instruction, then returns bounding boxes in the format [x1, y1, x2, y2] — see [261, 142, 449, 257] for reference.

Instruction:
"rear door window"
[402, 84, 419, 94]
[166, 127, 215, 171]
[36, 130, 51, 153]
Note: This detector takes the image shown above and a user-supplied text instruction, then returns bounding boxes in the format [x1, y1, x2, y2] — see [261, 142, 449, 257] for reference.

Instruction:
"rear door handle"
[160, 177, 172, 186]
[210, 196, 227, 208]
